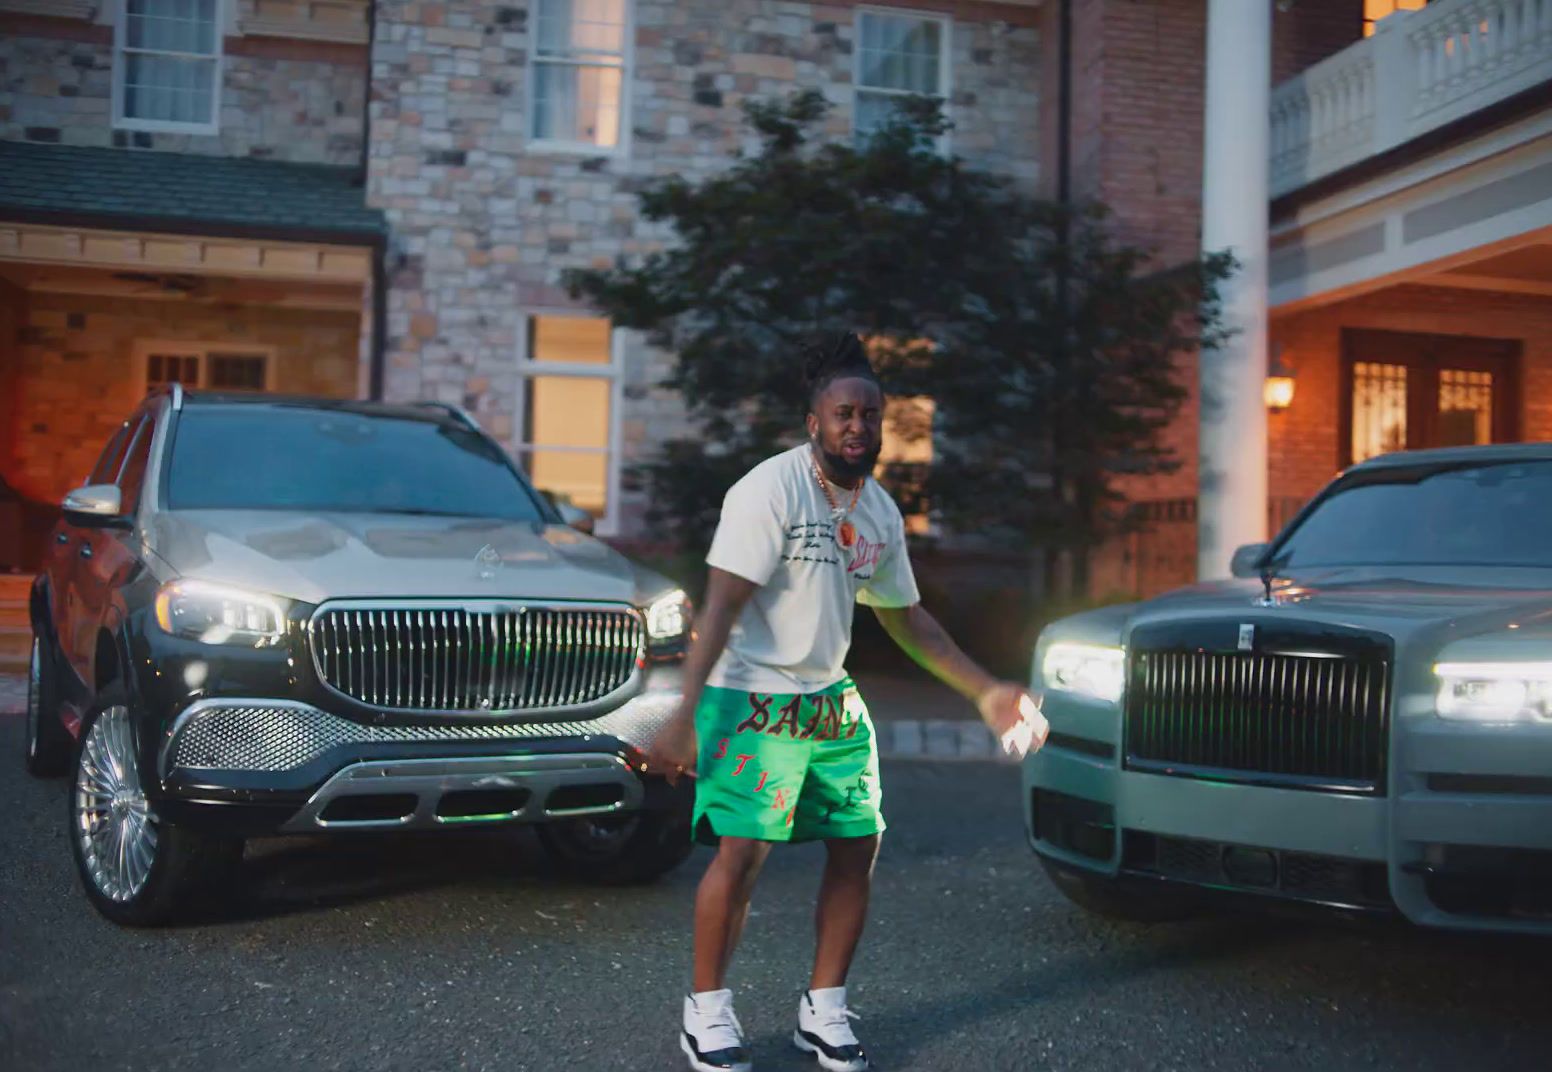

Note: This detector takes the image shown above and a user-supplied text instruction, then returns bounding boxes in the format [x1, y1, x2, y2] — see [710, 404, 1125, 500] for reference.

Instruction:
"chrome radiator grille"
[310, 602, 644, 713]
[1124, 623, 1392, 792]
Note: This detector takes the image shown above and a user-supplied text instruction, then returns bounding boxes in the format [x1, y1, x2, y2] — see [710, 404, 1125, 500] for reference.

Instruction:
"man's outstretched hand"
[976, 682, 1050, 758]
[645, 708, 698, 786]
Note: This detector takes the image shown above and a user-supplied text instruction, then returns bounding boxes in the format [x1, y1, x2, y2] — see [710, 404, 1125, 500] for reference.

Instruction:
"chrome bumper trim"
[279, 754, 644, 832]
[160, 692, 680, 777]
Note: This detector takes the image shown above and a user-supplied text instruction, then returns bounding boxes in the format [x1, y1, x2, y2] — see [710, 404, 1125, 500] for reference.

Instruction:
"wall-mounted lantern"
[1264, 347, 1296, 412]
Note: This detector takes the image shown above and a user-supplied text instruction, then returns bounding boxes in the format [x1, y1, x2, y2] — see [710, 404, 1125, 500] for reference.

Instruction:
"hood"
[1131, 563, 1552, 641]
[146, 510, 674, 608]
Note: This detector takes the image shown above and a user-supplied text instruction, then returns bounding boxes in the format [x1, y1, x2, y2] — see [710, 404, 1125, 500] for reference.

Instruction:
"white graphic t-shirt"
[705, 444, 921, 693]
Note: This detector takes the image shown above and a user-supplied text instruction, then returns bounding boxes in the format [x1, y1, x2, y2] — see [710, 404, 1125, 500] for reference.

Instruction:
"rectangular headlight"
[1435, 662, 1552, 723]
[1042, 642, 1125, 704]
[154, 581, 288, 647]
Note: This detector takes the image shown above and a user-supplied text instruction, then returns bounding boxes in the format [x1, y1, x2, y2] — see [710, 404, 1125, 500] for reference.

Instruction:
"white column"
[1198, 0, 1271, 579]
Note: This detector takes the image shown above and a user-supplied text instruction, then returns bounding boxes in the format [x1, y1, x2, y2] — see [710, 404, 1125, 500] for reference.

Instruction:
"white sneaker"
[793, 987, 869, 1072]
[681, 989, 753, 1072]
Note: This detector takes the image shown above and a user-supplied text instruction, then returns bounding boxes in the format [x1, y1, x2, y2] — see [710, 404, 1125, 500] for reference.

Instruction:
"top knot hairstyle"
[803, 332, 880, 409]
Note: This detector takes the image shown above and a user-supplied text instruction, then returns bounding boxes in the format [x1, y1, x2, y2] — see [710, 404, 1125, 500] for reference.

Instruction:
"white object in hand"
[1000, 693, 1049, 759]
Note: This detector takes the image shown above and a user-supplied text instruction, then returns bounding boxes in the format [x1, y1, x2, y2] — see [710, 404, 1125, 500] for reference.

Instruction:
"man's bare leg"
[693, 837, 774, 993]
[809, 834, 881, 989]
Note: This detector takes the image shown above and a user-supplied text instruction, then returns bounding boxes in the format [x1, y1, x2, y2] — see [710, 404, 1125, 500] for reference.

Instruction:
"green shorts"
[692, 678, 885, 845]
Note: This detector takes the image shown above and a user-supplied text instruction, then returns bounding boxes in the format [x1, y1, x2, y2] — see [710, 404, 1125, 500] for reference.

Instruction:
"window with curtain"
[517, 316, 619, 530]
[115, 0, 223, 132]
[854, 8, 950, 145]
[529, 0, 629, 150]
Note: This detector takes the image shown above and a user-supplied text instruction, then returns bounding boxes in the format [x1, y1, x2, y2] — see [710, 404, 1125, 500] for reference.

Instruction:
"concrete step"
[0, 575, 33, 640]
[0, 623, 31, 674]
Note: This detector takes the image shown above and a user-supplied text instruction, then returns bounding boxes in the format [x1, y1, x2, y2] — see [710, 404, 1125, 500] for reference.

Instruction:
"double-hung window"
[529, 0, 630, 152]
[517, 316, 622, 534]
[853, 8, 951, 146]
[114, 0, 224, 133]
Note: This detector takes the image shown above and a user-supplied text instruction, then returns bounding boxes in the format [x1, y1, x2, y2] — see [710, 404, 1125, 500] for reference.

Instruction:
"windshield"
[166, 407, 549, 522]
[1273, 461, 1552, 570]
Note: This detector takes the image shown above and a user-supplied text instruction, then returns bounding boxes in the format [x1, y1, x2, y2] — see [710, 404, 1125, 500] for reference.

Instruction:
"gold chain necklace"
[808, 445, 863, 548]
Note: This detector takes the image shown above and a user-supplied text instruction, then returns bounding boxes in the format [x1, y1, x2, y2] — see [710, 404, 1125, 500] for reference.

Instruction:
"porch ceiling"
[1434, 240, 1552, 296]
[0, 263, 364, 312]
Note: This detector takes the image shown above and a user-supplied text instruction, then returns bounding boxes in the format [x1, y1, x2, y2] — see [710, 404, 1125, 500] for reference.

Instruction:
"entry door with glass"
[1341, 329, 1520, 466]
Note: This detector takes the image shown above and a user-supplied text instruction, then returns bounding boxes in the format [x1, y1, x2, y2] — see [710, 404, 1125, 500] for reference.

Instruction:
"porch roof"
[0, 142, 385, 246]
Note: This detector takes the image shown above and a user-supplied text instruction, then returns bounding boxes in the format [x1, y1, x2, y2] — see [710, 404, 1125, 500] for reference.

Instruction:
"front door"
[1341, 329, 1521, 466]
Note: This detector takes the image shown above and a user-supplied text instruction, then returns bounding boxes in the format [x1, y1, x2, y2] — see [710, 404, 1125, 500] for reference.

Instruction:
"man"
[650, 332, 1047, 1072]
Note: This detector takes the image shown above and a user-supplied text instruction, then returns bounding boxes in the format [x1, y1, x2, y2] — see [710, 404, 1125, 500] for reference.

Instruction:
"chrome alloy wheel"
[73, 706, 158, 902]
[25, 637, 41, 763]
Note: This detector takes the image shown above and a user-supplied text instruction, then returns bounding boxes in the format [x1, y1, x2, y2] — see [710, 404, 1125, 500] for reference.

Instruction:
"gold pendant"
[837, 520, 857, 548]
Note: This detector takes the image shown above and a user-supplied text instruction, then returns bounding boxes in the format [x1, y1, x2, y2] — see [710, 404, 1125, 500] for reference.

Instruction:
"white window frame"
[525, 0, 635, 158]
[515, 314, 625, 537]
[137, 340, 273, 394]
[852, 6, 953, 150]
[111, 0, 226, 136]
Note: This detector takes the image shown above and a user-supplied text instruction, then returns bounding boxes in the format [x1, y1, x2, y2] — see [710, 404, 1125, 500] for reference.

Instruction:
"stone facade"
[1, 292, 359, 504]
[368, 0, 1043, 535]
[0, 4, 366, 165]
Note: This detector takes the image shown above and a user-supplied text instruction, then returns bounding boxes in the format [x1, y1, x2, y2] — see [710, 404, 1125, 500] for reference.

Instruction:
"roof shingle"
[0, 141, 385, 244]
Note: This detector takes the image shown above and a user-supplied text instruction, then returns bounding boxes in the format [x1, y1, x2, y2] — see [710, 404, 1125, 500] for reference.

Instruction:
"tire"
[68, 684, 242, 926]
[537, 808, 693, 885]
[1038, 854, 1198, 923]
[24, 634, 71, 778]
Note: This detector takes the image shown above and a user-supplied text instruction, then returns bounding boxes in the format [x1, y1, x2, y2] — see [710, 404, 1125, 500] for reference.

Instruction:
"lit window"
[518, 316, 619, 531]
[1350, 361, 1408, 463]
[1362, 0, 1428, 37]
[876, 395, 935, 534]
[142, 343, 270, 393]
[529, 0, 629, 151]
[114, 0, 223, 133]
[854, 8, 950, 145]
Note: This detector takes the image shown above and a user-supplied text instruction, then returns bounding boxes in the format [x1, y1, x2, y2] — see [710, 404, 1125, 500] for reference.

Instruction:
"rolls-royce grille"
[1126, 648, 1390, 790]
[310, 603, 643, 713]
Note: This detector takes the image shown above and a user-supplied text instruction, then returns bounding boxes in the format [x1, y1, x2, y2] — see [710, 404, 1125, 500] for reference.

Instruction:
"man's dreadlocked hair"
[803, 332, 880, 410]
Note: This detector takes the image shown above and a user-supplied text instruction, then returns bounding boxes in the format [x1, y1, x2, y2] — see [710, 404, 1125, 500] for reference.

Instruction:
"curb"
[874, 719, 1005, 762]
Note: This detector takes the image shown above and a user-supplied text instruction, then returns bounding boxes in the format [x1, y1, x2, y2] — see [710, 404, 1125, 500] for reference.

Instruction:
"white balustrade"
[1270, 0, 1552, 197]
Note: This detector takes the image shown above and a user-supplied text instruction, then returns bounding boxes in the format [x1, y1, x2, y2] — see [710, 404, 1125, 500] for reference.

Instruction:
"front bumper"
[1024, 693, 1552, 935]
[148, 688, 686, 837]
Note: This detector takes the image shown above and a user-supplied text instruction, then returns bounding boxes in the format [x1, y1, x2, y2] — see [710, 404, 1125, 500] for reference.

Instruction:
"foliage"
[566, 91, 1233, 586]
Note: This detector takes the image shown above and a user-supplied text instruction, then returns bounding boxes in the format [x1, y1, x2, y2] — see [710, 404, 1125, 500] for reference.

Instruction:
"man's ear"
[805, 412, 818, 440]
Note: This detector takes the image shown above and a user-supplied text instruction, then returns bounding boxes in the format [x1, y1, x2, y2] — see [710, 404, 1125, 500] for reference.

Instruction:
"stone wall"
[2, 292, 360, 505]
[0, 5, 366, 165]
[368, 0, 1043, 535]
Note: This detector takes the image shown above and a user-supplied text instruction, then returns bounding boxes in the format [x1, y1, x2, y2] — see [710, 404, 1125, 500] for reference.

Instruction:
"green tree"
[565, 91, 1232, 596]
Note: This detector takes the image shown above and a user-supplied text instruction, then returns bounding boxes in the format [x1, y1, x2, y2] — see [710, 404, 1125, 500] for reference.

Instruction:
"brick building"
[1, 0, 1550, 601]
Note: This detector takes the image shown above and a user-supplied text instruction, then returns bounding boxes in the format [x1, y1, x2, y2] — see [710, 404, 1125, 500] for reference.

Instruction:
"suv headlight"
[154, 581, 288, 647]
[1042, 642, 1125, 704]
[1435, 662, 1552, 723]
[645, 589, 691, 643]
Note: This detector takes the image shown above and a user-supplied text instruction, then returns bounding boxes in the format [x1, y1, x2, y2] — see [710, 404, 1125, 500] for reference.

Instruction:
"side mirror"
[1229, 542, 1270, 579]
[62, 484, 127, 528]
[557, 502, 595, 535]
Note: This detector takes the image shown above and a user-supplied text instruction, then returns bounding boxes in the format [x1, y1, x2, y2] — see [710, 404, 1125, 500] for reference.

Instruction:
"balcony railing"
[1271, 0, 1552, 198]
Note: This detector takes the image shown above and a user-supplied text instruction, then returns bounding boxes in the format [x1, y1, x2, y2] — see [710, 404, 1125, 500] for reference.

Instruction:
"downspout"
[1046, 0, 1077, 597]
[1057, 0, 1071, 206]
[363, 0, 386, 401]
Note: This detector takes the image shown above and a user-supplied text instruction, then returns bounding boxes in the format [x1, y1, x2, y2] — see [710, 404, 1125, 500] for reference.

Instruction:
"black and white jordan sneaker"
[681, 989, 753, 1072]
[792, 987, 869, 1072]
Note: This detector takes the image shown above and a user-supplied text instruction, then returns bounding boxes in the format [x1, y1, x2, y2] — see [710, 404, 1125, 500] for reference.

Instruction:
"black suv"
[25, 388, 694, 925]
